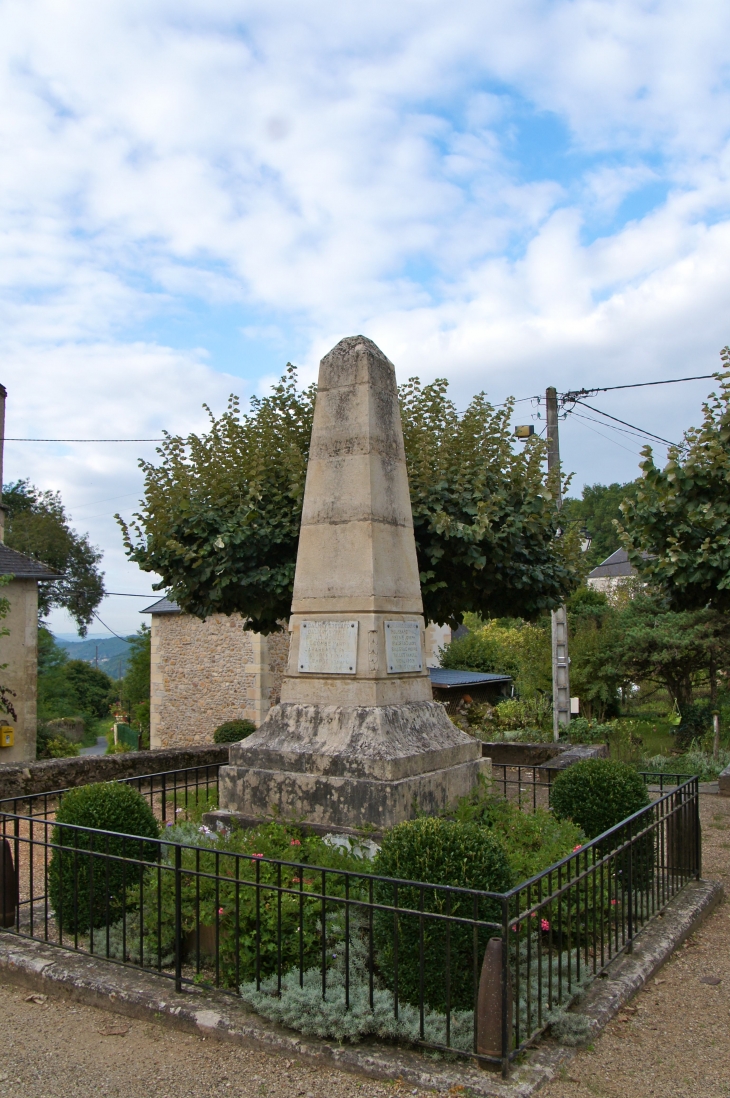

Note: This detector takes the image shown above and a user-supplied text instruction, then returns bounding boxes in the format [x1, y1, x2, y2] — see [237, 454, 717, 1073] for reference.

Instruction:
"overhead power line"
[103, 592, 162, 598]
[91, 611, 130, 640]
[572, 400, 677, 447]
[559, 373, 719, 403]
[6, 437, 164, 443]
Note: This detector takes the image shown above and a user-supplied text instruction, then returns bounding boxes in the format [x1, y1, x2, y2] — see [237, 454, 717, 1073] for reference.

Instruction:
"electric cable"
[571, 400, 677, 447]
[91, 611, 130, 640]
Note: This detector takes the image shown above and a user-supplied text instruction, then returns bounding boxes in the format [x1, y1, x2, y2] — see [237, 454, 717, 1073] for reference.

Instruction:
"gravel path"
[541, 791, 730, 1098]
[0, 988, 432, 1098]
[0, 794, 725, 1098]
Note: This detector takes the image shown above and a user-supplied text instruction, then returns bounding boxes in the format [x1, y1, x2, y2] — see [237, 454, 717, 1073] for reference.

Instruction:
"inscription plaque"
[299, 620, 359, 674]
[384, 620, 423, 674]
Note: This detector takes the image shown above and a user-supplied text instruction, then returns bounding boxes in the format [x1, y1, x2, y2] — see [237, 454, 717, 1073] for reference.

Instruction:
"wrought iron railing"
[0, 766, 700, 1077]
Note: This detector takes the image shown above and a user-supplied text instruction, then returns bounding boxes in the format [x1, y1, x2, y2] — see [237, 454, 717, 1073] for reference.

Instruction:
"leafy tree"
[37, 627, 113, 723]
[121, 625, 151, 734]
[4, 480, 105, 635]
[614, 590, 730, 710]
[119, 369, 582, 631]
[566, 588, 625, 720]
[562, 481, 638, 568]
[441, 618, 551, 699]
[618, 358, 730, 613]
[399, 378, 582, 625]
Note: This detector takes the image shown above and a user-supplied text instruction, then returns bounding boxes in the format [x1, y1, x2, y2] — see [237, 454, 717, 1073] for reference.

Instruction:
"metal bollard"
[476, 936, 513, 1066]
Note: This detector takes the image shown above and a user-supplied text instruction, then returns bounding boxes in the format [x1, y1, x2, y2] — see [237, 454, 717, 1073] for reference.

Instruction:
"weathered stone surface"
[220, 701, 489, 829]
[219, 335, 485, 830]
[148, 610, 290, 748]
[719, 762, 730, 797]
[0, 744, 229, 801]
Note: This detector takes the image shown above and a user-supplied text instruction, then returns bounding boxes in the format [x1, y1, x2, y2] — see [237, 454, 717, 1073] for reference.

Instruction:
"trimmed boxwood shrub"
[49, 782, 160, 933]
[213, 720, 257, 744]
[550, 759, 650, 840]
[373, 817, 513, 1012]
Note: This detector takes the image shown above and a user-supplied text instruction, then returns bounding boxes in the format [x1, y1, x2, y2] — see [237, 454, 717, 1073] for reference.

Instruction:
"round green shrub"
[49, 782, 160, 933]
[213, 720, 257, 744]
[550, 759, 650, 840]
[373, 817, 513, 1012]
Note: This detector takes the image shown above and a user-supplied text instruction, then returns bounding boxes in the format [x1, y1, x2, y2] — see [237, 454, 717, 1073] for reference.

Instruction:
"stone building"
[142, 597, 290, 749]
[586, 548, 638, 594]
[0, 544, 59, 763]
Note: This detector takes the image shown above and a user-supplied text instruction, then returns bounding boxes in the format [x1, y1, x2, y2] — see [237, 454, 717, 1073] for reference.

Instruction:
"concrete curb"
[0, 878, 722, 1097]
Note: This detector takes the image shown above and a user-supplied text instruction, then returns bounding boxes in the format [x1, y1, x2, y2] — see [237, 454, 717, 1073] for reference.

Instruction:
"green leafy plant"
[373, 817, 513, 1012]
[49, 783, 160, 933]
[118, 367, 583, 632]
[121, 821, 369, 988]
[213, 719, 257, 744]
[451, 788, 584, 884]
[550, 759, 650, 840]
[41, 735, 80, 758]
[619, 357, 730, 614]
[4, 479, 105, 635]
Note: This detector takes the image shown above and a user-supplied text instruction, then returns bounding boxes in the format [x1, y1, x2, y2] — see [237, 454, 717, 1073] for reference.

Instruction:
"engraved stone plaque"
[299, 620, 359, 674]
[384, 620, 423, 674]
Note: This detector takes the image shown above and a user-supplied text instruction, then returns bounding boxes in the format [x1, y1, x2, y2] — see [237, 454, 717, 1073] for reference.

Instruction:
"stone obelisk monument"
[217, 336, 488, 831]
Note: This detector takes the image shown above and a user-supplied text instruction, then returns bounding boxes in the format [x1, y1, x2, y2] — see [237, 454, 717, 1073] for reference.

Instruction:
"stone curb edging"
[718, 763, 730, 796]
[0, 878, 722, 1097]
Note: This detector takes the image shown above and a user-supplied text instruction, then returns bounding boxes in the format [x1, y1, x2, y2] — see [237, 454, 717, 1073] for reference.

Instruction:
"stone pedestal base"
[218, 701, 490, 831]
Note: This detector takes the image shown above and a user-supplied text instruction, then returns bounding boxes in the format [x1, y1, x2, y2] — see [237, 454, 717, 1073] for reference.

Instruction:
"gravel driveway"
[0, 793, 725, 1098]
[540, 791, 730, 1098]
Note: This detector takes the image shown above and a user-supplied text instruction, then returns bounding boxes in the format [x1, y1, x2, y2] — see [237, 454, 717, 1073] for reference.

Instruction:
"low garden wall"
[480, 741, 608, 767]
[0, 745, 230, 801]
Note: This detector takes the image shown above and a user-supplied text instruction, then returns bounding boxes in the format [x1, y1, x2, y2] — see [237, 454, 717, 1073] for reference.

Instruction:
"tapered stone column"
[217, 336, 488, 831]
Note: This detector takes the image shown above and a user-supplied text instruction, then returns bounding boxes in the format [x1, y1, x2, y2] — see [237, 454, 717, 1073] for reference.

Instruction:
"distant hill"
[56, 635, 132, 679]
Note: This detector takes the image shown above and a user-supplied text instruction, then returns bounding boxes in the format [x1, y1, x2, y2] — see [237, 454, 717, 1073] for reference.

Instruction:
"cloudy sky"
[2, 0, 729, 636]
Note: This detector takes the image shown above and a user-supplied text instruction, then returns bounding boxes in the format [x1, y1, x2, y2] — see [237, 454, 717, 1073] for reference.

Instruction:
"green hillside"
[56, 636, 132, 679]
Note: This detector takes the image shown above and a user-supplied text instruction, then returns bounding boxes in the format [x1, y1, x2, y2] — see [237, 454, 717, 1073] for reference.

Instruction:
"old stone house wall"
[148, 607, 290, 749]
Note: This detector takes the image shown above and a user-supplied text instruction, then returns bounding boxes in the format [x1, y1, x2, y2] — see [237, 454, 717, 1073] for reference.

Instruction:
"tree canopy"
[4, 480, 105, 634]
[618, 356, 730, 612]
[562, 481, 638, 568]
[119, 368, 583, 631]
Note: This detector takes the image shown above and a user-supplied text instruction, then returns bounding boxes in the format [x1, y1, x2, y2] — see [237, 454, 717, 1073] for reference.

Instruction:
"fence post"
[174, 843, 182, 993]
[693, 779, 701, 880]
[501, 901, 511, 1078]
[626, 822, 634, 954]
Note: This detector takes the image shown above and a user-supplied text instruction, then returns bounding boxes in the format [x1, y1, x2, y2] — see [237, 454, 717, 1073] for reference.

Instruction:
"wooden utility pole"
[546, 387, 570, 740]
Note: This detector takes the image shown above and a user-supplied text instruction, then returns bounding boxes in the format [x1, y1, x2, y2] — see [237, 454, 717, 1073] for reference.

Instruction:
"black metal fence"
[490, 761, 692, 813]
[0, 765, 700, 1077]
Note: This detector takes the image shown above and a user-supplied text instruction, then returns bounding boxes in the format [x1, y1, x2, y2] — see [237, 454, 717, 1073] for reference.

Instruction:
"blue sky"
[2, 0, 730, 634]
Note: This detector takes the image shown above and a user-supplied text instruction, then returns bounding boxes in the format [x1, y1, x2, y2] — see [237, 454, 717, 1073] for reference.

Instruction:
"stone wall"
[0, 579, 38, 764]
[150, 612, 291, 749]
[0, 744, 229, 800]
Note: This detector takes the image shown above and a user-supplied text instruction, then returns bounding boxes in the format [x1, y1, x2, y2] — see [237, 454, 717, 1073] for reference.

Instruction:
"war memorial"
[216, 334, 490, 832]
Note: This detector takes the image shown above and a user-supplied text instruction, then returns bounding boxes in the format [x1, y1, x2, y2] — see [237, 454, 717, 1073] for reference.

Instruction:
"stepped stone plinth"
[217, 336, 488, 832]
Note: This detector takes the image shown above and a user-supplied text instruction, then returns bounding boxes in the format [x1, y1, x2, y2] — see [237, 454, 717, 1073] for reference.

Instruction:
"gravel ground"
[541, 792, 730, 1098]
[0, 794, 725, 1098]
[0, 989, 434, 1098]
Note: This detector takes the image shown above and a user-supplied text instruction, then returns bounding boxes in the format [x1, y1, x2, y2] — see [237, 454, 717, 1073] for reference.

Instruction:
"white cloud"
[1, 0, 730, 631]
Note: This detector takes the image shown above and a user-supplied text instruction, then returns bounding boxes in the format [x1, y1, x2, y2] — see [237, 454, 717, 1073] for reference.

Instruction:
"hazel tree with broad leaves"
[618, 353, 730, 613]
[118, 367, 583, 633]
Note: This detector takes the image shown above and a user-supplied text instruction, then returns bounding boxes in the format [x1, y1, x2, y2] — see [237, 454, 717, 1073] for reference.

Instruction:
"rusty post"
[476, 936, 513, 1067]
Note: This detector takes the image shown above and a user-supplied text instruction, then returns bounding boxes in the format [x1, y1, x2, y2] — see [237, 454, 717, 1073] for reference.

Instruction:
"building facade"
[143, 598, 290, 749]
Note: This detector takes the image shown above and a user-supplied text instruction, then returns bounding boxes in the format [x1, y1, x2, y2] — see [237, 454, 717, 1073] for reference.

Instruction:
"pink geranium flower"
[252, 852, 264, 858]
[290, 839, 301, 846]
[541, 919, 550, 932]
[573, 844, 582, 852]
